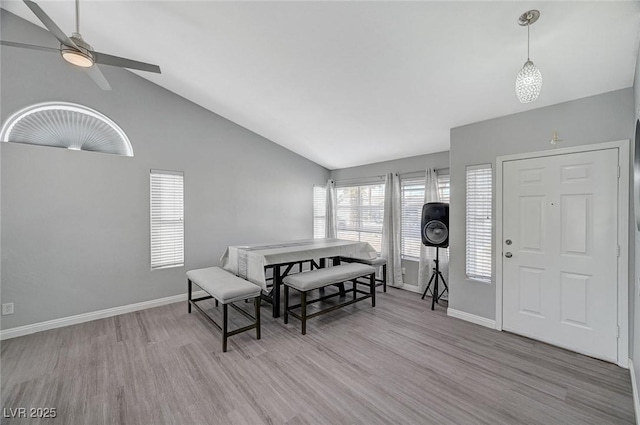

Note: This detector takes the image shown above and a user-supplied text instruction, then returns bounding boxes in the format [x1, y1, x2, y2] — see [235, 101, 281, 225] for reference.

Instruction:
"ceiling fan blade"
[23, 0, 78, 49]
[84, 65, 112, 91]
[1, 40, 59, 53]
[93, 51, 161, 74]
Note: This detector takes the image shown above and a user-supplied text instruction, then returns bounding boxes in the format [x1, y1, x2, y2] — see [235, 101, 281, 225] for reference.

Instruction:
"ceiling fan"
[1, 0, 161, 90]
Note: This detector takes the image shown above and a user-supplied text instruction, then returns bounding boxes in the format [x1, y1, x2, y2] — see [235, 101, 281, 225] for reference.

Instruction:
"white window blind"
[400, 177, 425, 259]
[437, 173, 450, 203]
[150, 170, 184, 270]
[466, 164, 492, 282]
[336, 183, 385, 252]
[313, 185, 326, 239]
[400, 171, 450, 259]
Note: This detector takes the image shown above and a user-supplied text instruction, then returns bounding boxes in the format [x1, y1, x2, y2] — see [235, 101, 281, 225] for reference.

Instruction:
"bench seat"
[187, 266, 261, 352]
[283, 263, 376, 292]
[187, 267, 261, 303]
[341, 256, 387, 267]
[283, 263, 377, 334]
[339, 256, 387, 292]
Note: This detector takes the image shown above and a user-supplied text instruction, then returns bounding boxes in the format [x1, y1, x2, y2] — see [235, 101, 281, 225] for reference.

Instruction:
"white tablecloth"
[220, 238, 377, 290]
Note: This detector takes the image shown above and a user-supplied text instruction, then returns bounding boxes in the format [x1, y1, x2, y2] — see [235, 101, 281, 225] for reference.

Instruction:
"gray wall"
[449, 88, 635, 322]
[330, 151, 449, 288]
[632, 43, 640, 386]
[0, 11, 329, 330]
[330, 151, 449, 181]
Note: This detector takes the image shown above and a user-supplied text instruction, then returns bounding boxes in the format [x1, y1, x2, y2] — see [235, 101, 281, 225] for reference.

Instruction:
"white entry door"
[502, 148, 619, 362]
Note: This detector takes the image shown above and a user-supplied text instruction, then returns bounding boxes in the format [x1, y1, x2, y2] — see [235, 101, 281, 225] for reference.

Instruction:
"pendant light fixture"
[515, 10, 542, 103]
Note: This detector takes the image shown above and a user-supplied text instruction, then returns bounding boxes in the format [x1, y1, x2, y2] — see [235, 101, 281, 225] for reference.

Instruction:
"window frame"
[0, 101, 133, 156]
[335, 181, 385, 253]
[150, 169, 185, 270]
[399, 170, 450, 261]
[313, 185, 326, 239]
[465, 164, 492, 283]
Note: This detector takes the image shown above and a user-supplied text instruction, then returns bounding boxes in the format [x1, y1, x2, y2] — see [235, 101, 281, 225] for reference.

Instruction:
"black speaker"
[421, 202, 449, 248]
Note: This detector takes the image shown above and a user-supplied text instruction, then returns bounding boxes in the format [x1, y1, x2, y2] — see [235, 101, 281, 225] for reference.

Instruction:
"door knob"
[505, 252, 513, 258]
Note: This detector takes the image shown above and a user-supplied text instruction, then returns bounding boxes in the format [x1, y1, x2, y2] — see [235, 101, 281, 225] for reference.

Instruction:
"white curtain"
[381, 173, 403, 288]
[417, 169, 449, 296]
[325, 179, 337, 239]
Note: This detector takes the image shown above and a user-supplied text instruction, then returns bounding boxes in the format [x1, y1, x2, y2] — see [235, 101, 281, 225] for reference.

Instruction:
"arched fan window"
[0, 102, 133, 156]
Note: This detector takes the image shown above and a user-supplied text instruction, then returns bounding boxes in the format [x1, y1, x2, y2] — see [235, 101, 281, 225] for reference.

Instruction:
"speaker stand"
[421, 247, 449, 310]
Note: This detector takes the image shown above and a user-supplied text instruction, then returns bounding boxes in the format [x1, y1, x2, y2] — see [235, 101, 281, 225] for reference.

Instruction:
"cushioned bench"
[187, 267, 262, 352]
[283, 263, 376, 335]
[339, 256, 387, 292]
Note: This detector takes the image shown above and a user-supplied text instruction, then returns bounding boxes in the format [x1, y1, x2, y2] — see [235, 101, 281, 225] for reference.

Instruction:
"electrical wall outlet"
[2, 303, 14, 315]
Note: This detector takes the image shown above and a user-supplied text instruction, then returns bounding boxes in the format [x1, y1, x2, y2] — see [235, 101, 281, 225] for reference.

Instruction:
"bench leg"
[187, 279, 192, 314]
[222, 303, 228, 353]
[382, 264, 387, 292]
[273, 265, 281, 318]
[370, 273, 376, 308]
[284, 285, 289, 325]
[301, 291, 307, 335]
[333, 257, 346, 297]
[255, 296, 261, 340]
[353, 279, 357, 300]
[215, 299, 219, 307]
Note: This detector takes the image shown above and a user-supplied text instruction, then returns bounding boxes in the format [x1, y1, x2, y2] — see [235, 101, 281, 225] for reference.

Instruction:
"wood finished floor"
[1, 287, 635, 425]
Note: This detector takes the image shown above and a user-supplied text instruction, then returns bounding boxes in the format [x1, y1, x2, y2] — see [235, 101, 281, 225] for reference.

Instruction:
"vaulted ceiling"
[2, 1, 639, 169]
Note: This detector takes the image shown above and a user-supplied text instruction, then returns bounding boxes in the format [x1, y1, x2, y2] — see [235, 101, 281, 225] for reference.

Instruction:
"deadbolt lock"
[505, 239, 512, 245]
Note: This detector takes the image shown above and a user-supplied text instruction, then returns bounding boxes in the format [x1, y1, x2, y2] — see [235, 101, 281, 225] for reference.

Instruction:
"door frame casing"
[495, 139, 630, 368]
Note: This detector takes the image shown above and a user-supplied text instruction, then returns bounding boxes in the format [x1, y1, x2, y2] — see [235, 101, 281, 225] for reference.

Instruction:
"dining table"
[220, 238, 378, 317]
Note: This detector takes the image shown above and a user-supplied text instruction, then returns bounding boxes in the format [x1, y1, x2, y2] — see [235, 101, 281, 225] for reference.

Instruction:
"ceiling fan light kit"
[515, 10, 542, 104]
[0, 0, 161, 90]
[62, 50, 92, 67]
[61, 34, 93, 67]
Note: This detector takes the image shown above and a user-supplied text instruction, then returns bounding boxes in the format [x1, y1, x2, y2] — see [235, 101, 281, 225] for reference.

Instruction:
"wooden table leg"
[273, 265, 281, 318]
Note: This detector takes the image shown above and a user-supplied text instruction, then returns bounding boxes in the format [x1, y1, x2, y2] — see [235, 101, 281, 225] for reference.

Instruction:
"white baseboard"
[0, 290, 208, 341]
[447, 308, 496, 329]
[629, 358, 640, 425]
